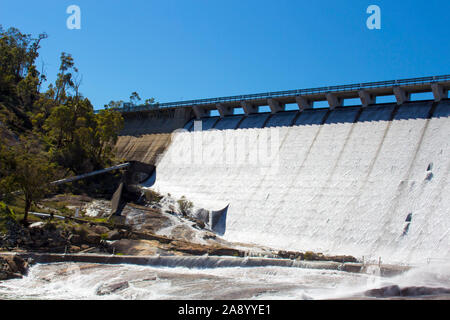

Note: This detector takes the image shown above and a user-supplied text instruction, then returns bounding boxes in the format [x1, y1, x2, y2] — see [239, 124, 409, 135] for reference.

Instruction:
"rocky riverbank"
[0, 255, 29, 280]
[0, 216, 358, 263]
[0, 193, 360, 276]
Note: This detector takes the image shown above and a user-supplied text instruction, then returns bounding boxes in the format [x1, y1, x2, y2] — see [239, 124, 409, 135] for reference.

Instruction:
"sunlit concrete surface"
[151, 101, 450, 265]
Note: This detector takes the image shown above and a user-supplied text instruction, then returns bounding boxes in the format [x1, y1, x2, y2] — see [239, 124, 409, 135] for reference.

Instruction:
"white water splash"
[1, 261, 449, 300]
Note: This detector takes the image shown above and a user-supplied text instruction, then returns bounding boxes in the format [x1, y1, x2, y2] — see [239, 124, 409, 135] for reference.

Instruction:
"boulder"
[365, 285, 401, 298]
[92, 225, 110, 235]
[85, 232, 101, 245]
[96, 281, 129, 296]
[106, 230, 121, 241]
[400, 286, 450, 297]
[110, 239, 161, 256]
[70, 245, 81, 253]
[209, 247, 243, 257]
[326, 255, 358, 263]
[70, 231, 101, 245]
[29, 222, 45, 229]
[365, 285, 450, 298]
[202, 232, 216, 240]
[0, 255, 29, 280]
[193, 209, 210, 225]
[69, 234, 83, 245]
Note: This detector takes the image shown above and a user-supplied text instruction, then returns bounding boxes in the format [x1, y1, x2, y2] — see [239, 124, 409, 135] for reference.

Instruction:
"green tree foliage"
[144, 98, 155, 105]
[29, 50, 123, 175]
[0, 26, 125, 215]
[0, 26, 47, 131]
[0, 138, 15, 197]
[0, 136, 58, 223]
[0, 202, 17, 234]
[95, 107, 124, 163]
[106, 100, 124, 109]
[129, 91, 141, 106]
[54, 52, 78, 105]
[43, 98, 123, 174]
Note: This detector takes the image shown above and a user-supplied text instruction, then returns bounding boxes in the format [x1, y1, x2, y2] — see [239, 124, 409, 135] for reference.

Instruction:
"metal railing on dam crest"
[97, 75, 450, 117]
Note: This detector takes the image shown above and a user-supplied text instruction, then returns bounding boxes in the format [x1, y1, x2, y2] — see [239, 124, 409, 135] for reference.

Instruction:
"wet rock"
[110, 239, 161, 256]
[365, 285, 401, 298]
[365, 285, 450, 298]
[106, 230, 121, 241]
[304, 251, 320, 261]
[168, 205, 176, 214]
[340, 264, 363, 273]
[110, 215, 126, 225]
[96, 281, 129, 296]
[400, 286, 450, 297]
[85, 232, 101, 245]
[29, 222, 45, 229]
[142, 276, 157, 281]
[278, 250, 303, 260]
[202, 232, 216, 240]
[170, 225, 195, 241]
[92, 225, 110, 235]
[208, 247, 243, 257]
[193, 209, 210, 225]
[193, 220, 205, 230]
[33, 240, 44, 247]
[69, 234, 83, 245]
[0, 270, 22, 280]
[70, 245, 81, 252]
[326, 255, 358, 263]
[20, 236, 29, 244]
[119, 229, 132, 238]
[0, 255, 29, 280]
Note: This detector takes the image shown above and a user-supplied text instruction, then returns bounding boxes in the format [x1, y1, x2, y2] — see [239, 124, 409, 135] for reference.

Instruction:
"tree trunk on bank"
[22, 196, 31, 225]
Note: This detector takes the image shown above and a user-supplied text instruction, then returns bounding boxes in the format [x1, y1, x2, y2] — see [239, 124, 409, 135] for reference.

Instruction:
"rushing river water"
[1, 261, 449, 300]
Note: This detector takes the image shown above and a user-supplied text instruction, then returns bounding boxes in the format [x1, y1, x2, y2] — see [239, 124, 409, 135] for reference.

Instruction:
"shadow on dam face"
[182, 101, 450, 133]
[265, 111, 298, 128]
[141, 169, 156, 188]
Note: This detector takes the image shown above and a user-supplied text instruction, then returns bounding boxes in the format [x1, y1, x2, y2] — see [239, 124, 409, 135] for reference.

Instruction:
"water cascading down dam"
[113, 76, 450, 266]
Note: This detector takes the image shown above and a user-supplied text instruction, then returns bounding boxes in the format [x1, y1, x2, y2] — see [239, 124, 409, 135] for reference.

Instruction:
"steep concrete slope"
[115, 108, 191, 164]
[115, 133, 173, 164]
[150, 101, 450, 265]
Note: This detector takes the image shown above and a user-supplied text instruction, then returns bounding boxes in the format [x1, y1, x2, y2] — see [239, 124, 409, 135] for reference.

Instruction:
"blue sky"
[1, 0, 449, 109]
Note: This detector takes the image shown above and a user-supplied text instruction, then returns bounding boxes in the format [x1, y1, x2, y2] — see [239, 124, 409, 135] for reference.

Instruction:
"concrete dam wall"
[141, 100, 450, 265]
[115, 108, 191, 164]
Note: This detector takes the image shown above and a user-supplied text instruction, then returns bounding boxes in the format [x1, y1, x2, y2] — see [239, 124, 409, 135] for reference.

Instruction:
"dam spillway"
[147, 101, 449, 265]
[113, 77, 450, 266]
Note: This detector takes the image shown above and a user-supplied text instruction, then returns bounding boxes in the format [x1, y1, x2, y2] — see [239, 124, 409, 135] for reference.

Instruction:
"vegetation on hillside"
[0, 25, 125, 223]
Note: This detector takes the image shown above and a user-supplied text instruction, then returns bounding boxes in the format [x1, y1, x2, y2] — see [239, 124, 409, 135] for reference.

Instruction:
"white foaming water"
[0, 262, 393, 300]
[1, 261, 449, 300]
[151, 101, 450, 265]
